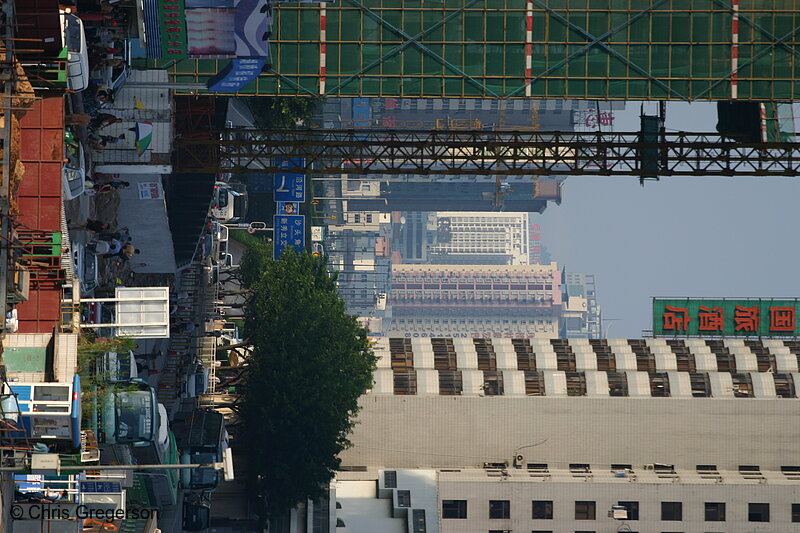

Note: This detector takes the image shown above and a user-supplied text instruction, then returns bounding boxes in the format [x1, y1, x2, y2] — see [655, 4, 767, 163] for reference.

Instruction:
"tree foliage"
[237, 244, 376, 516]
[245, 96, 323, 129]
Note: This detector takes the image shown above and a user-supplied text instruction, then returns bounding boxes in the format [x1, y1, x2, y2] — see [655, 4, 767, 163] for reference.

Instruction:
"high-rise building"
[386, 263, 562, 339]
[395, 211, 531, 266]
[561, 271, 601, 338]
[307, 336, 800, 533]
[325, 210, 393, 316]
[275, 337, 800, 532]
[346, 177, 561, 213]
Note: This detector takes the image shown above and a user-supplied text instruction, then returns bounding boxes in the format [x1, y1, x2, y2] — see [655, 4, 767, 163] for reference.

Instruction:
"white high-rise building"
[426, 212, 530, 265]
[308, 337, 800, 533]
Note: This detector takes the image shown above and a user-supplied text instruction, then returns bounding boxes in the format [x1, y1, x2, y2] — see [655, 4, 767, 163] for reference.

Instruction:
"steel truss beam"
[175, 129, 800, 177]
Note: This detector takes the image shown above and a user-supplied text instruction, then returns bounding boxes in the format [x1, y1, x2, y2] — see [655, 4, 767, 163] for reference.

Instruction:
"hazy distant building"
[347, 178, 562, 213]
[395, 212, 531, 265]
[325, 211, 392, 316]
[386, 263, 562, 339]
[561, 271, 601, 338]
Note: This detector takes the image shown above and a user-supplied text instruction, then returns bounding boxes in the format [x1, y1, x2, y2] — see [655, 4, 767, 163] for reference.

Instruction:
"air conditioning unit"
[513, 454, 525, 468]
[643, 464, 655, 470]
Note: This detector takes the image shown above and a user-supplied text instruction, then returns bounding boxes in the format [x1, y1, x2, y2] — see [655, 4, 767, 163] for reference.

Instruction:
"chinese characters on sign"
[137, 182, 163, 200]
[653, 299, 799, 337]
[160, 0, 187, 57]
[273, 215, 306, 260]
[273, 158, 305, 202]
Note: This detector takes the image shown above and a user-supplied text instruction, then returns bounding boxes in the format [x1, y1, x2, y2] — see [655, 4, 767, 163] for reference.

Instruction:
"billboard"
[146, 0, 270, 60]
[652, 298, 800, 337]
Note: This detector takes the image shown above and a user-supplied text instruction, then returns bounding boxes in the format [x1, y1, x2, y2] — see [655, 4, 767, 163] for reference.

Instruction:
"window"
[489, 500, 510, 519]
[704, 502, 725, 521]
[793, 503, 800, 522]
[397, 490, 411, 508]
[442, 500, 467, 519]
[748, 503, 769, 522]
[661, 502, 683, 521]
[618, 501, 639, 520]
[575, 501, 596, 520]
[532, 500, 553, 519]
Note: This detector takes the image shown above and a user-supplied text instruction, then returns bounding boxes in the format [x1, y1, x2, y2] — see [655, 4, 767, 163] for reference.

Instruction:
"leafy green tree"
[245, 96, 323, 129]
[236, 245, 376, 516]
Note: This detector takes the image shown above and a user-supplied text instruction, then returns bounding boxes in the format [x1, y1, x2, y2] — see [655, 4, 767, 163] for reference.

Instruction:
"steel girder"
[175, 129, 800, 177]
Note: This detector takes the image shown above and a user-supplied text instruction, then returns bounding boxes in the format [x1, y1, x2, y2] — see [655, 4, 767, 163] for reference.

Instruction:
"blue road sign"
[274, 157, 305, 202]
[273, 215, 305, 259]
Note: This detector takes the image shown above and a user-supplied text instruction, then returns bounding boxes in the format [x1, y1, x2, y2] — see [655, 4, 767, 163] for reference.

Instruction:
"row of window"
[442, 500, 799, 522]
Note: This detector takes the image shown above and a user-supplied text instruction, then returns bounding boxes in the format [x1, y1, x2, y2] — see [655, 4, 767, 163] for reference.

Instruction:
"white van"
[60, 11, 90, 92]
[210, 182, 248, 222]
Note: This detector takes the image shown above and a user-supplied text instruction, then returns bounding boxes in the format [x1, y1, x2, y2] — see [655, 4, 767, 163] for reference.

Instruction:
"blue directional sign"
[274, 158, 305, 202]
[273, 215, 305, 260]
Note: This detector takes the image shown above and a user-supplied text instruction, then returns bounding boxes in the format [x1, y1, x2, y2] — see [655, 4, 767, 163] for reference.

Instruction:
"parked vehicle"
[183, 492, 211, 531]
[211, 182, 248, 222]
[95, 378, 159, 448]
[96, 350, 138, 382]
[60, 11, 90, 92]
[182, 361, 210, 399]
[62, 128, 86, 200]
[131, 406, 180, 509]
[213, 221, 229, 262]
[177, 408, 228, 492]
[73, 243, 99, 296]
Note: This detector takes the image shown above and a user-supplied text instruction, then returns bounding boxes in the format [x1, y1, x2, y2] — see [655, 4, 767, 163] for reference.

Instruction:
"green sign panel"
[652, 298, 800, 337]
[158, 0, 189, 59]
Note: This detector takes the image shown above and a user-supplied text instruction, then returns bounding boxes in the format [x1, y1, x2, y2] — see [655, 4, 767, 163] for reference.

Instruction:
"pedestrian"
[69, 219, 110, 233]
[93, 180, 130, 193]
[171, 322, 199, 335]
[89, 112, 122, 131]
[66, 113, 91, 126]
[104, 242, 139, 260]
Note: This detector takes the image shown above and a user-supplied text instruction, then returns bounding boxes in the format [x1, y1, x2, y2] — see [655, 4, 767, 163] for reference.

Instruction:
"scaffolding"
[153, 0, 800, 99]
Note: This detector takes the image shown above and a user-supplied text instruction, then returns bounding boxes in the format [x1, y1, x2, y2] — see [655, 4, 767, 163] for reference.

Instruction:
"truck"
[175, 408, 230, 492]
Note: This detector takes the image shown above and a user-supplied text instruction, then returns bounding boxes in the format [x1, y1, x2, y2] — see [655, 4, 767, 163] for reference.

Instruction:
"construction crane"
[176, 128, 800, 179]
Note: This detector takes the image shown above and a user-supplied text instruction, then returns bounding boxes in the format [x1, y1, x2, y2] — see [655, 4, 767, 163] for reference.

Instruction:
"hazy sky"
[537, 102, 800, 338]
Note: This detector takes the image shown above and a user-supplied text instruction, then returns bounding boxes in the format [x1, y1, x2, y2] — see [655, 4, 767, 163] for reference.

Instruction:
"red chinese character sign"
[653, 299, 800, 337]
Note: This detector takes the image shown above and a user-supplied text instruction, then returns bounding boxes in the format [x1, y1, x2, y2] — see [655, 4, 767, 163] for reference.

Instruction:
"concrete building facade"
[387, 264, 562, 339]
[319, 337, 800, 533]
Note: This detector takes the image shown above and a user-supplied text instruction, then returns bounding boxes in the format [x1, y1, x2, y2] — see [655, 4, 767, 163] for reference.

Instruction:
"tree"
[245, 96, 323, 130]
[236, 244, 376, 517]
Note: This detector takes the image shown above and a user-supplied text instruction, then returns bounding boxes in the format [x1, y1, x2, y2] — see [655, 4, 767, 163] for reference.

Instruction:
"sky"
[537, 102, 800, 338]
